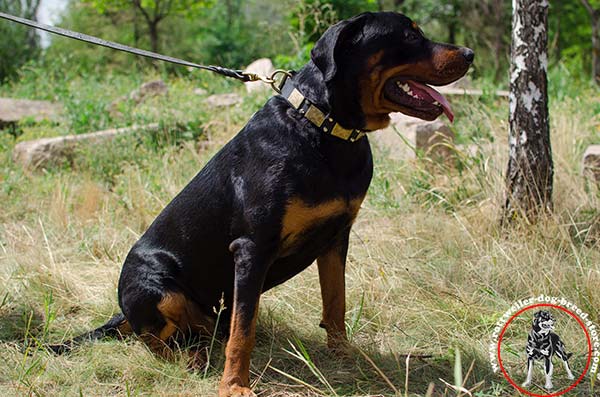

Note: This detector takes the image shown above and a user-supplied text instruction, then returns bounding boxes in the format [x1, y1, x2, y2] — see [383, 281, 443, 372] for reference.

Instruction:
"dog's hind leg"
[544, 357, 554, 389]
[562, 359, 575, 380]
[136, 291, 215, 368]
[556, 343, 575, 380]
[522, 358, 534, 387]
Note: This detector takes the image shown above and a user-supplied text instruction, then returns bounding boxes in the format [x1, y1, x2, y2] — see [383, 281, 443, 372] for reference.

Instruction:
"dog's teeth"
[397, 83, 410, 93]
[433, 101, 440, 106]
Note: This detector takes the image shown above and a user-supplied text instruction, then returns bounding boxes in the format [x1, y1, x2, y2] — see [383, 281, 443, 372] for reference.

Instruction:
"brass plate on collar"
[288, 89, 304, 109]
[305, 105, 325, 127]
[331, 124, 353, 140]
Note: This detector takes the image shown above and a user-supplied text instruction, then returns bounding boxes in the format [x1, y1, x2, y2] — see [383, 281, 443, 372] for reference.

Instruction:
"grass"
[0, 64, 599, 396]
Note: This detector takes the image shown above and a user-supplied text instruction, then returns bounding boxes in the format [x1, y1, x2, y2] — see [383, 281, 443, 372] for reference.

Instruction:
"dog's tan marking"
[157, 291, 215, 335]
[280, 197, 363, 254]
[318, 247, 347, 349]
[115, 318, 133, 338]
[359, 46, 468, 129]
[220, 301, 259, 397]
[139, 292, 215, 360]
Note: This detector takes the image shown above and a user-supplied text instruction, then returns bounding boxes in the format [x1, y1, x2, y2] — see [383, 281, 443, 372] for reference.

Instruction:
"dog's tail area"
[46, 313, 132, 355]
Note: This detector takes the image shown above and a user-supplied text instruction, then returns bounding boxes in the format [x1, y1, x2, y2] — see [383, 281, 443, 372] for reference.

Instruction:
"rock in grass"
[583, 145, 600, 182]
[372, 113, 455, 161]
[203, 93, 242, 108]
[244, 58, 275, 93]
[109, 80, 168, 117]
[13, 124, 158, 169]
[129, 80, 168, 104]
[0, 98, 62, 126]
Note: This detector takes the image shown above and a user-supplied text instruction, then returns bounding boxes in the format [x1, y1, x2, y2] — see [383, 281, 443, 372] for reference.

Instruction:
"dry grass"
[0, 76, 599, 396]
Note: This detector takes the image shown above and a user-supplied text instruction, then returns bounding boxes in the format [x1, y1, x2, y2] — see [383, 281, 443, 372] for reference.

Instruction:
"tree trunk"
[503, 0, 553, 222]
[148, 20, 159, 53]
[581, 1, 600, 85]
[592, 14, 600, 84]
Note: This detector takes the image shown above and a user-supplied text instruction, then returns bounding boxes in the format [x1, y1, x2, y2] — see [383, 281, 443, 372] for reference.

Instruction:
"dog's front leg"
[219, 237, 269, 397]
[522, 358, 533, 387]
[544, 357, 554, 390]
[317, 230, 350, 351]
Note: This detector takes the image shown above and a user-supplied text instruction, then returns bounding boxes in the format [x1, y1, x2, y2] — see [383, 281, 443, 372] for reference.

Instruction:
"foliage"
[0, 0, 40, 82]
[84, 0, 211, 52]
[287, 0, 378, 46]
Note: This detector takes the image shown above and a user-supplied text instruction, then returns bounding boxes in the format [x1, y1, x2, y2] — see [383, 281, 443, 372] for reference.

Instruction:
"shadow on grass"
[0, 302, 45, 344]
[236, 315, 483, 396]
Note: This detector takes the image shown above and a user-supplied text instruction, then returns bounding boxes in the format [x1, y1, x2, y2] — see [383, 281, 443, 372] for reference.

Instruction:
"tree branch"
[580, 0, 599, 18]
[131, 0, 152, 24]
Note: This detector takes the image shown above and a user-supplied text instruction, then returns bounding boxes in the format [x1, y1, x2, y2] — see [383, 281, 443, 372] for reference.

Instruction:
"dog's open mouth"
[383, 77, 454, 122]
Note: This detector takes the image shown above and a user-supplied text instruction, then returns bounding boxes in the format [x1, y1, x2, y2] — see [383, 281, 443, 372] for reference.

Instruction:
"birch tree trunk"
[503, 0, 553, 222]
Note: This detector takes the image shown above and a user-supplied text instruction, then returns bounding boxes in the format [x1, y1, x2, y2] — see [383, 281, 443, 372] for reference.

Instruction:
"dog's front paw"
[219, 384, 256, 397]
[567, 373, 575, 380]
[521, 380, 531, 388]
[327, 337, 351, 357]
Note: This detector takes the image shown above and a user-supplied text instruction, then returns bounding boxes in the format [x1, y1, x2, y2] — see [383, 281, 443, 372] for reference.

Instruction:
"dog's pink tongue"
[407, 80, 454, 123]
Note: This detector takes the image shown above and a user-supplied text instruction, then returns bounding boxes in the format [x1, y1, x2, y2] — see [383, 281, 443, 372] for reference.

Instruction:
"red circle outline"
[496, 303, 593, 397]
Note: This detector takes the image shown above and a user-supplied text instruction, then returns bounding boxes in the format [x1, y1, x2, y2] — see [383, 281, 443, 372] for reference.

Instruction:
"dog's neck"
[292, 62, 366, 131]
[292, 62, 331, 113]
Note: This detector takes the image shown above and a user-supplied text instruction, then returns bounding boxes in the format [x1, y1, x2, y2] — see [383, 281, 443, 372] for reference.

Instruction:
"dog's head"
[532, 310, 555, 335]
[310, 12, 473, 131]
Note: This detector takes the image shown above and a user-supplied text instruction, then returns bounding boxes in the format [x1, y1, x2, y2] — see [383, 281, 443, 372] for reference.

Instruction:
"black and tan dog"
[49, 12, 473, 397]
[522, 310, 575, 390]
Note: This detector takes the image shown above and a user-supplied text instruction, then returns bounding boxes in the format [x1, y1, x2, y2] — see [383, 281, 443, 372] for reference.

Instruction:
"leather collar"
[279, 77, 366, 143]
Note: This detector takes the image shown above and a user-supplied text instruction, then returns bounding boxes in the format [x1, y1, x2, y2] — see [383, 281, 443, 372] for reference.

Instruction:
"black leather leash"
[0, 12, 365, 142]
[0, 11, 291, 88]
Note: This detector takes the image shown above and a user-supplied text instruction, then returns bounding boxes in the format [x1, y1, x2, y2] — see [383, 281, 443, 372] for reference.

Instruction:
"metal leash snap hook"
[269, 70, 293, 94]
[240, 70, 292, 93]
[241, 72, 273, 84]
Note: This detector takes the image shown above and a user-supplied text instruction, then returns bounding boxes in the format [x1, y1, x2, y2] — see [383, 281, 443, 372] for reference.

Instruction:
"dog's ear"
[534, 311, 543, 319]
[310, 13, 370, 84]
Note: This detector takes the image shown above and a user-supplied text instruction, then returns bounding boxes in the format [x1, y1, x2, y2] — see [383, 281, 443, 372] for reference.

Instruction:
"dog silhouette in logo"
[522, 310, 575, 390]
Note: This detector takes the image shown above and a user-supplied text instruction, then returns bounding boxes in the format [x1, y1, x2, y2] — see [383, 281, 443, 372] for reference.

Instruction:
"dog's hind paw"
[545, 382, 553, 390]
[521, 381, 530, 388]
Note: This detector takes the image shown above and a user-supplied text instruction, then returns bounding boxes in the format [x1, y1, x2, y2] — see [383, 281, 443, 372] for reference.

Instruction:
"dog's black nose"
[461, 48, 475, 63]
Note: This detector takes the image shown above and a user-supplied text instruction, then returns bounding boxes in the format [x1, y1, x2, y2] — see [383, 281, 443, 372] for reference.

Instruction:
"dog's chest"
[528, 331, 552, 359]
[278, 197, 363, 257]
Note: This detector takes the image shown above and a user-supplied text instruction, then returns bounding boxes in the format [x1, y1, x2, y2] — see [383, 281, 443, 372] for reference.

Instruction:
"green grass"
[0, 65, 599, 396]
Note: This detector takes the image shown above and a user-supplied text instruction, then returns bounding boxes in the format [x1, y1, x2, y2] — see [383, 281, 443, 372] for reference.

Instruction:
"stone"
[0, 98, 62, 126]
[203, 93, 242, 108]
[13, 124, 158, 169]
[583, 145, 600, 181]
[193, 88, 208, 96]
[129, 80, 168, 104]
[244, 58, 275, 93]
[109, 80, 168, 117]
[372, 113, 455, 161]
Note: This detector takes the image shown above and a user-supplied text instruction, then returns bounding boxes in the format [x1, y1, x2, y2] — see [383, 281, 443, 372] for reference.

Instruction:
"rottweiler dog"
[49, 12, 473, 397]
[522, 310, 575, 390]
